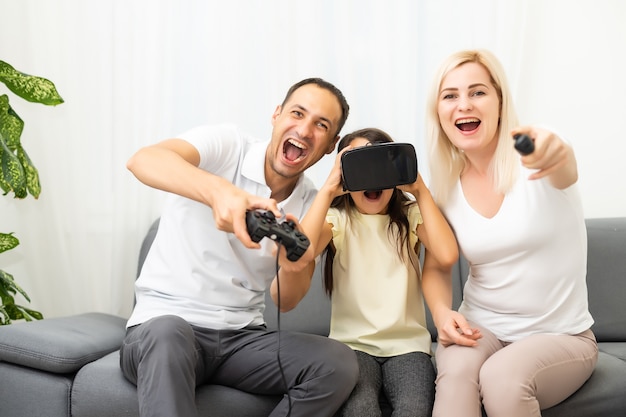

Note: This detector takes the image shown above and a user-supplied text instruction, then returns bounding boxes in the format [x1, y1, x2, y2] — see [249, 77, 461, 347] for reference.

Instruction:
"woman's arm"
[421, 251, 481, 347]
[401, 174, 481, 346]
[511, 126, 578, 189]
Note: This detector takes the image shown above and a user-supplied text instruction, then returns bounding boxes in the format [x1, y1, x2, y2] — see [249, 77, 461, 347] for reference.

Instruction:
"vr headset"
[340, 142, 418, 191]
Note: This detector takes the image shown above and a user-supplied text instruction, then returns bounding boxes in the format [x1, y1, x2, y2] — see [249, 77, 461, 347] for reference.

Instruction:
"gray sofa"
[1, 217, 625, 417]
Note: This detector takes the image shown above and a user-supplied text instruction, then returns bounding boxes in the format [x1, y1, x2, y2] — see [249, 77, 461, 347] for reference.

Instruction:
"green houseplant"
[0, 60, 64, 324]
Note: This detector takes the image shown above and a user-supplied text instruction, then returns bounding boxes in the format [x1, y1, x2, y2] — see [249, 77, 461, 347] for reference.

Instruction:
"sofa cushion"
[542, 351, 626, 416]
[72, 351, 281, 417]
[0, 312, 126, 373]
[598, 341, 626, 361]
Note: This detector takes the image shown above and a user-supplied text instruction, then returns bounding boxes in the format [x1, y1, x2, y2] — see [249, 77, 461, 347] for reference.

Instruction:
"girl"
[299, 127, 458, 417]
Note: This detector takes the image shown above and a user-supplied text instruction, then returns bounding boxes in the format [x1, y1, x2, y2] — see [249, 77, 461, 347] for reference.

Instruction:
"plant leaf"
[0, 268, 30, 302]
[0, 94, 25, 149]
[0, 135, 27, 198]
[0, 269, 43, 325]
[16, 145, 40, 198]
[15, 305, 43, 321]
[0, 283, 16, 303]
[0, 60, 64, 106]
[0, 96, 16, 195]
[0, 232, 19, 253]
[0, 136, 10, 195]
[4, 303, 23, 320]
[0, 306, 11, 325]
[0, 95, 41, 198]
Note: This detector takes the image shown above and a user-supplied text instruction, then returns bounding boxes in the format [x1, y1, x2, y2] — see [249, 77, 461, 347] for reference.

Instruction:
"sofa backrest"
[264, 261, 332, 336]
[138, 217, 626, 343]
[584, 217, 626, 341]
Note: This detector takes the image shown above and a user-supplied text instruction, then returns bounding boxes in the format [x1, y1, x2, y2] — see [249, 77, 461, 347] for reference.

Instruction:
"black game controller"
[513, 133, 535, 155]
[246, 210, 310, 262]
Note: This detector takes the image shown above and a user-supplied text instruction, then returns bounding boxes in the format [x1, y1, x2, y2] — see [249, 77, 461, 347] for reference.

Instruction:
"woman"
[299, 127, 458, 416]
[424, 49, 598, 417]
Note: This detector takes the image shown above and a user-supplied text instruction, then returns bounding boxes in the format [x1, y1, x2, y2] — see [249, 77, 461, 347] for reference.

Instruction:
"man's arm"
[127, 138, 280, 248]
[268, 184, 337, 311]
[268, 149, 345, 311]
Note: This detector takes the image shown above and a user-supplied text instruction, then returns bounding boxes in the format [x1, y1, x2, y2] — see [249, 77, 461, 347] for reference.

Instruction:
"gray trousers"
[339, 350, 435, 417]
[119, 315, 359, 417]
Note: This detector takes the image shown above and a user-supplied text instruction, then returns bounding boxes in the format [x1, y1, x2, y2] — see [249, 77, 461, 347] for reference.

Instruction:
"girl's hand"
[398, 173, 426, 199]
[319, 146, 351, 199]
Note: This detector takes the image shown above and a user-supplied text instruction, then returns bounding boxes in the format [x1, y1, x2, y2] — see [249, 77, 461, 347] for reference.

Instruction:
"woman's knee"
[479, 354, 541, 416]
[435, 345, 482, 382]
[479, 358, 527, 399]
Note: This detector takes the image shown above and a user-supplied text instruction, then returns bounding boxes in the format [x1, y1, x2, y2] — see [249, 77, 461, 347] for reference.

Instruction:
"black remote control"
[513, 133, 535, 155]
[245, 210, 310, 262]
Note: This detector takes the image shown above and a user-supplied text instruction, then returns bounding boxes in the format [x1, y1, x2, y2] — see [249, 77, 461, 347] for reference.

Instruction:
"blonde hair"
[425, 49, 520, 205]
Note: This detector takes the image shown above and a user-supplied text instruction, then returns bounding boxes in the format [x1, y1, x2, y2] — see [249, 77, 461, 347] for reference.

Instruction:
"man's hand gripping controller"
[246, 210, 310, 262]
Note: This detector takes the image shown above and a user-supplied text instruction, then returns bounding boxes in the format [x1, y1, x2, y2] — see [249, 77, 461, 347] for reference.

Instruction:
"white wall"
[1, 0, 624, 319]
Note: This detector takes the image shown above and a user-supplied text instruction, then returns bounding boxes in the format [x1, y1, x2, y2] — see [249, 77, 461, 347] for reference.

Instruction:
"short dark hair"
[281, 78, 350, 138]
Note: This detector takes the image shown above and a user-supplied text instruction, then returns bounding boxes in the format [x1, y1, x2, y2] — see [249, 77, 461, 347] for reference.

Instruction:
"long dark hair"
[323, 127, 418, 296]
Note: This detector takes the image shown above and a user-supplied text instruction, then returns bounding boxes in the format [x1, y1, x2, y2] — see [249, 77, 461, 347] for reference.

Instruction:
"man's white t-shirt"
[442, 164, 594, 342]
[127, 124, 318, 330]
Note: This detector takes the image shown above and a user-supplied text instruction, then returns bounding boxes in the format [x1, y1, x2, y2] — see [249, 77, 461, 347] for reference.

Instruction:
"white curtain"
[1, 0, 625, 320]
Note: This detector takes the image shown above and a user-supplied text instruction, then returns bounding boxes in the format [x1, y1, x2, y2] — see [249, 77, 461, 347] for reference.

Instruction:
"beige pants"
[432, 325, 598, 417]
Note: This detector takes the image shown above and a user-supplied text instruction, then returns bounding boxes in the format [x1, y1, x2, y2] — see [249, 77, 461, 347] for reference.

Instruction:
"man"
[120, 78, 359, 417]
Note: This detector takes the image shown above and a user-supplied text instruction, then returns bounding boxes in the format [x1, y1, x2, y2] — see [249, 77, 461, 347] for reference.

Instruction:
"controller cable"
[274, 242, 293, 416]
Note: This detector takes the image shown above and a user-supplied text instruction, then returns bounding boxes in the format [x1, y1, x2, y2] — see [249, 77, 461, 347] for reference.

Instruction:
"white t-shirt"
[442, 164, 594, 342]
[127, 124, 318, 330]
[326, 205, 433, 357]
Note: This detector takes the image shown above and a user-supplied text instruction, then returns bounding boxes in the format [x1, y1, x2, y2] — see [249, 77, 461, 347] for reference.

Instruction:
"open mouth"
[283, 139, 308, 163]
[455, 117, 481, 132]
[364, 190, 383, 200]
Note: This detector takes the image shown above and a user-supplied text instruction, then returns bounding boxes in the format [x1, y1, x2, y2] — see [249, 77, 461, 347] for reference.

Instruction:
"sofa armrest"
[0, 312, 126, 374]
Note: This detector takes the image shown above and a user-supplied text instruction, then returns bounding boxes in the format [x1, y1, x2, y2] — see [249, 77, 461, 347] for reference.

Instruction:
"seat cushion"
[598, 342, 626, 361]
[542, 352, 626, 417]
[72, 351, 282, 417]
